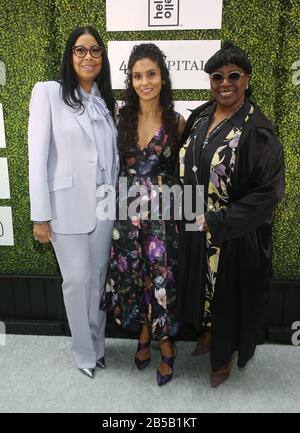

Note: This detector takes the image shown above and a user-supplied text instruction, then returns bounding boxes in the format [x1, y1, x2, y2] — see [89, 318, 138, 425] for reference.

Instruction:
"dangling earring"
[162, 80, 165, 85]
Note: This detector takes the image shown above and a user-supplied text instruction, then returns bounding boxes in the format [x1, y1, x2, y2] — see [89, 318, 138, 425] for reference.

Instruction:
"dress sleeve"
[28, 82, 52, 222]
[205, 127, 285, 247]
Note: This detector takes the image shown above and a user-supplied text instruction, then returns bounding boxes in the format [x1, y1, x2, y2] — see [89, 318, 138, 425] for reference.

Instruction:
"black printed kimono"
[176, 99, 285, 370]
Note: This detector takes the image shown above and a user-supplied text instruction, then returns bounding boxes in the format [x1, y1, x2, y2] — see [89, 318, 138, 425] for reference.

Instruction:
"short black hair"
[204, 41, 252, 75]
[205, 41, 253, 97]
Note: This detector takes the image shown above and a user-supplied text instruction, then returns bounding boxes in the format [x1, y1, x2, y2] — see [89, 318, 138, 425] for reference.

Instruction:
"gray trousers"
[51, 216, 114, 368]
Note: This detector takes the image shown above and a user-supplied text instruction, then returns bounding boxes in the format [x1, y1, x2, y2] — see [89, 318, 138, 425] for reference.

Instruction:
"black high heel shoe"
[134, 340, 151, 370]
[156, 342, 177, 386]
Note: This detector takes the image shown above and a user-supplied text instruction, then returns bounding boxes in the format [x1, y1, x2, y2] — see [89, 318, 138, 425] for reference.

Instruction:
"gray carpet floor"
[0, 335, 299, 413]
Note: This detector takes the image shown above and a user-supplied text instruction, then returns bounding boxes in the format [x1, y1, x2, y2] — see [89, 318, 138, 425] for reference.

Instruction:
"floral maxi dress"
[100, 123, 179, 340]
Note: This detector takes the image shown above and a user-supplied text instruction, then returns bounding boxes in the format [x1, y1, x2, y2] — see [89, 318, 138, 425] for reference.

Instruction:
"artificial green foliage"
[221, 0, 300, 278]
[271, 0, 300, 278]
[0, 0, 299, 278]
[0, 0, 59, 274]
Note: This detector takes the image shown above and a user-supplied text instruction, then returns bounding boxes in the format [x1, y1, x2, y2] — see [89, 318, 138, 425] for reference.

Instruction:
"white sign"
[106, 0, 223, 31]
[0, 206, 14, 246]
[174, 100, 207, 120]
[0, 157, 10, 199]
[0, 104, 6, 148]
[109, 40, 220, 89]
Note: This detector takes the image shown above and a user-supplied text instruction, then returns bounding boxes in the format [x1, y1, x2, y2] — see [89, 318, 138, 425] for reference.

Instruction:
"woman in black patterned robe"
[176, 42, 285, 387]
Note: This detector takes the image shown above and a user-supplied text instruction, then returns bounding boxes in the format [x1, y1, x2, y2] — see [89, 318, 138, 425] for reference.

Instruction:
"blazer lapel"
[67, 88, 94, 143]
[70, 106, 95, 143]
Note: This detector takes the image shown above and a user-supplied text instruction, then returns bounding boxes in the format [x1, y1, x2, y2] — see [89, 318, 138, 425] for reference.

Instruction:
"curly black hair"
[118, 43, 178, 161]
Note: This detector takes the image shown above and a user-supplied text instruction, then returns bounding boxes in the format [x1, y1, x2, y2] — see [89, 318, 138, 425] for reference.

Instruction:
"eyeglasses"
[209, 71, 245, 83]
[72, 45, 103, 58]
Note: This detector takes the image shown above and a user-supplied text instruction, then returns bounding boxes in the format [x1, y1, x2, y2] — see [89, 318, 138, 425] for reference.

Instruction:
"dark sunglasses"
[209, 70, 245, 83]
[72, 45, 103, 58]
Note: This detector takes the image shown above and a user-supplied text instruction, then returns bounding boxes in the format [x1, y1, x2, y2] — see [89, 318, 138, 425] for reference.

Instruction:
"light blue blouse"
[80, 83, 117, 186]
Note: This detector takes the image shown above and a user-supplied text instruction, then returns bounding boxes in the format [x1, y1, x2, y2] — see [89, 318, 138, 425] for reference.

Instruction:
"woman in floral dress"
[101, 43, 185, 385]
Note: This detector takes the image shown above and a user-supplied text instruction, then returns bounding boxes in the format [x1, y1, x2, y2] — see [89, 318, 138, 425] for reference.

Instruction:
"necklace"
[191, 117, 228, 174]
[202, 117, 228, 149]
[190, 100, 245, 212]
[192, 100, 245, 173]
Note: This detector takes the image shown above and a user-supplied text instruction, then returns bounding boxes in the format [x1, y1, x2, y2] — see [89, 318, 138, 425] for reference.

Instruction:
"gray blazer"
[28, 81, 119, 234]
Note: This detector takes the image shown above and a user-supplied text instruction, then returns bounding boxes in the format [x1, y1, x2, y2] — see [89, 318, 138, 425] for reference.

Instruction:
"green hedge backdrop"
[0, 0, 299, 278]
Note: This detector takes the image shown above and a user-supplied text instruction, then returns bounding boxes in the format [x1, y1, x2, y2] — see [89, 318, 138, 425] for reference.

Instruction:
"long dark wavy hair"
[57, 26, 115, 116]
[118, 43, 178, 160]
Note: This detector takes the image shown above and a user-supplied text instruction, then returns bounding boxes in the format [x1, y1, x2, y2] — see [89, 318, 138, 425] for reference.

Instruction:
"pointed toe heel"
[96, 357, 106, 369]
[210, 362, 231, 388]
[157, 343, 177, 386]
[134, 341, 151, 371]
[78, 367, 95, 379]
[157, 369, 173, 386]
[135, 356, 151, 370]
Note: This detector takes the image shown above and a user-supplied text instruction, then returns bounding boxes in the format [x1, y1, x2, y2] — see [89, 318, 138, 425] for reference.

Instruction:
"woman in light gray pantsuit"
[28, 27, 119, 378]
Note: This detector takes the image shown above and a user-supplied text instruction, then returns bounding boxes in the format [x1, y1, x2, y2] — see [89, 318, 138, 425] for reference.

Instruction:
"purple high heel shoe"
[134, 340, 151, 370]
[157, 343, 177, 386]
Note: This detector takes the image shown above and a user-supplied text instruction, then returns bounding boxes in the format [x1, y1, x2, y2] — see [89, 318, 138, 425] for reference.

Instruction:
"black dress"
[176, 99, 285, 370]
